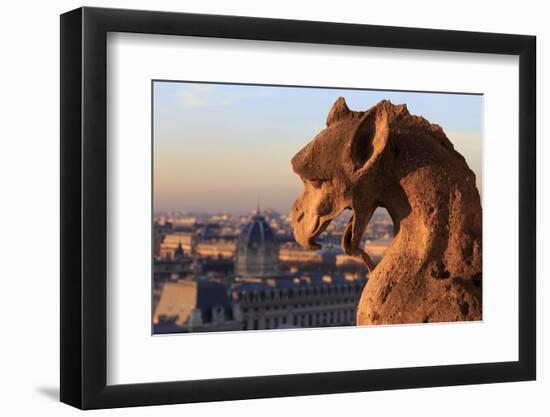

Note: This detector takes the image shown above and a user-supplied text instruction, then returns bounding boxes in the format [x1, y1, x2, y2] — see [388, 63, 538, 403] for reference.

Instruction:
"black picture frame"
[60, 6, 536, 410]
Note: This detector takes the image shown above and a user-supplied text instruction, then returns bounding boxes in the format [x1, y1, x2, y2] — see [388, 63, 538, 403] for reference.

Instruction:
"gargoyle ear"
[349, 108, 390, 174]
[326, 97, 351, 126]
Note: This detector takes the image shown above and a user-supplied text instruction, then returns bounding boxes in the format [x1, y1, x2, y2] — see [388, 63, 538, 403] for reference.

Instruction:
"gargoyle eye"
[309, 178, 330, 189]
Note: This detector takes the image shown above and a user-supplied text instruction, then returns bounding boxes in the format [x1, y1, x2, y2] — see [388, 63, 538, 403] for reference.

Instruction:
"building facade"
[232, 275, 365, 330]
[235, 211, 280, 277]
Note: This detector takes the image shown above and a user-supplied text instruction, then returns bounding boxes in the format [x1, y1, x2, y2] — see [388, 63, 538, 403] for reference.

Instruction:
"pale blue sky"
[153, 81, 482, 214]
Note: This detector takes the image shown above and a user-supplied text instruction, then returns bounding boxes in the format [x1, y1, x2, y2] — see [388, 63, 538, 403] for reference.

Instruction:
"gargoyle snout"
[290, 199, 305, 226]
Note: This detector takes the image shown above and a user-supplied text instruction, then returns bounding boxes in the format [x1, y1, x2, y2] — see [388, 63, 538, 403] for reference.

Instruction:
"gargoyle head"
[290, 97, 394, 265]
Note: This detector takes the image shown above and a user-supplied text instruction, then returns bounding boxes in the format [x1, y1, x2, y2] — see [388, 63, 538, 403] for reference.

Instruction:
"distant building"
[364, 239, 392, 262]
[153, 273, 366, 333]
[153, 279, 242, 333]
[152, 244, 193, 306]
[195, 240, 236, 259]
[336, 239, 392, 266]
[235, 210, 280, 277]
[153, 250, 191, 281]
[232, 274, 366, 330]
[159, 232, 194, 258]
[279, 244, 338, 266]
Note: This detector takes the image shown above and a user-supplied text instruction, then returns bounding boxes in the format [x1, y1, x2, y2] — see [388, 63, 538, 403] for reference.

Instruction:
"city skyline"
[154, 81, 483, 214]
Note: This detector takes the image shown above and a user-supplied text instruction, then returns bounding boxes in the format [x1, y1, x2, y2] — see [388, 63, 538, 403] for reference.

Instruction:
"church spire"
[174, 240, 184, 258]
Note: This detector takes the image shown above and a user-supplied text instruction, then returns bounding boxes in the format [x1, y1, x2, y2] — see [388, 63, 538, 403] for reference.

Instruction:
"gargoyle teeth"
[308, 218, 331, 250]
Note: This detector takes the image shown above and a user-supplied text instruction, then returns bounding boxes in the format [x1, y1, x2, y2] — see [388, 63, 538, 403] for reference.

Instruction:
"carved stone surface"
[290, 98, 482, 324]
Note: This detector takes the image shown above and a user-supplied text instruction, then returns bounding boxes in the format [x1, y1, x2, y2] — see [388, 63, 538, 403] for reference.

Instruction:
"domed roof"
[235, 212, 279, 277]
[239, 213, 277, 248]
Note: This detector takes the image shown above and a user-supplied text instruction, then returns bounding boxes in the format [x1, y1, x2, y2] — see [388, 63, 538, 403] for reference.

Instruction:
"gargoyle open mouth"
[307, 217, 331, 250]
[341, 215, 375, 272]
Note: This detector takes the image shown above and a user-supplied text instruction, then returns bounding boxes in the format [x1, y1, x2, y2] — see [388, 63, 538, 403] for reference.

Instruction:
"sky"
[153, 81, 483, 215]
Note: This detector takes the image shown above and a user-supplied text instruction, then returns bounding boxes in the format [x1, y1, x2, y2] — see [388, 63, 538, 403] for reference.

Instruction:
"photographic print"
[60, 9, 536, 407]
[152, 81, 482, 334]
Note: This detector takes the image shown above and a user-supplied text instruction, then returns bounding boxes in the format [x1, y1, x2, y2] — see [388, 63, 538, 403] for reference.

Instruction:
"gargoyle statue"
[290, 98, 482, 325]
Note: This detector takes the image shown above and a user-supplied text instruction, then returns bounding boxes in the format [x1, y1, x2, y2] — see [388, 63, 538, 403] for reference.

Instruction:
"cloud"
[178, 84, 272, 108]
[179, 91, 233, 108]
